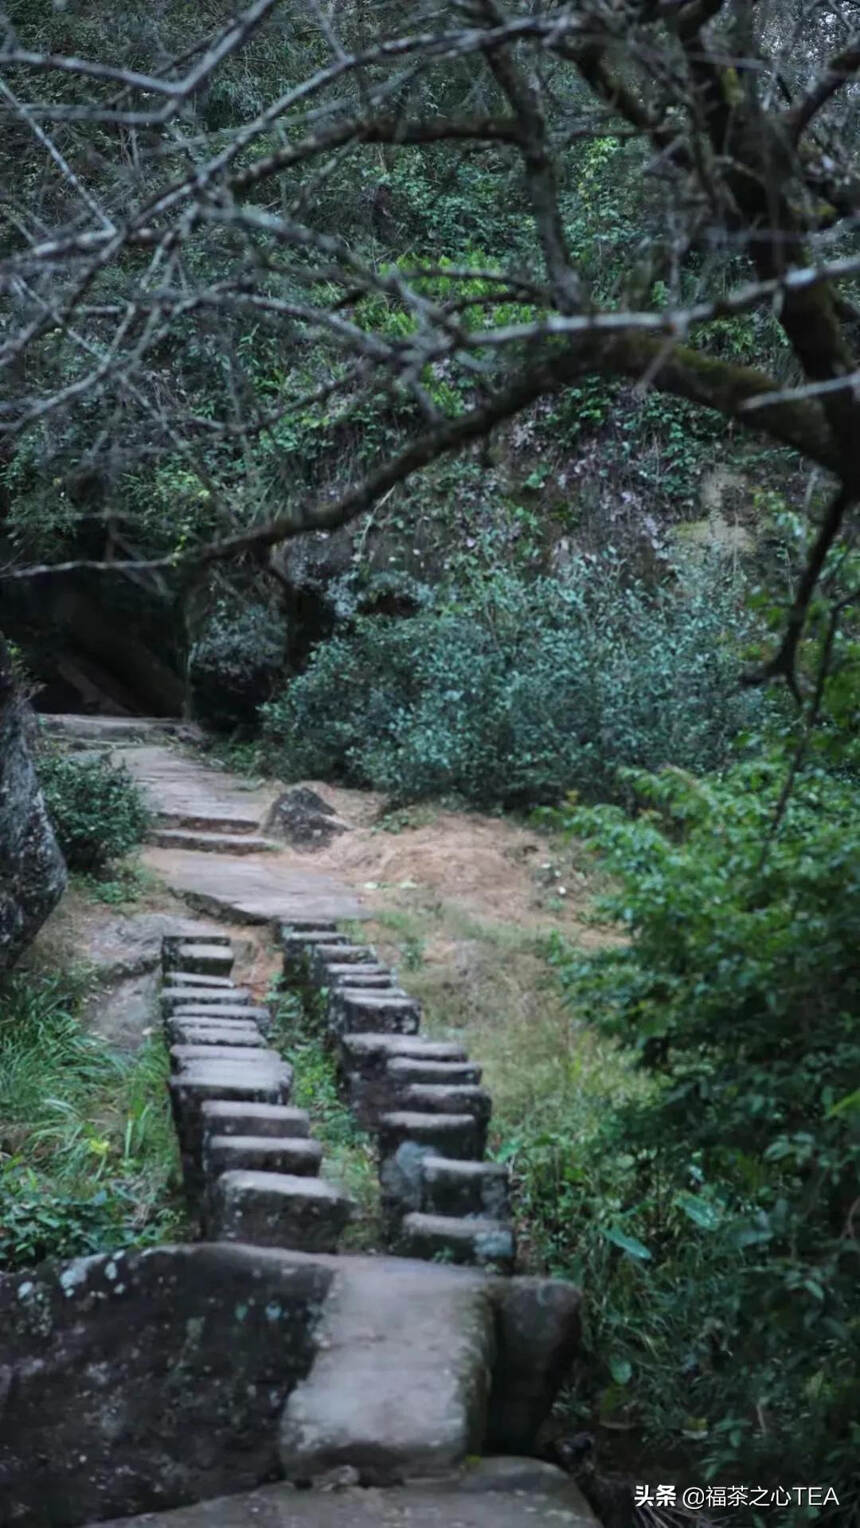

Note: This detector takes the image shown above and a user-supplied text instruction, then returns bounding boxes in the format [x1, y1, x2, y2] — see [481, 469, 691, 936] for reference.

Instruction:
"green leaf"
[609, 1354, 633, 1385]
[827, 1089, 860, 1119]
[603, 1226, 651, 1260]
[675, 1192, 721, 1230]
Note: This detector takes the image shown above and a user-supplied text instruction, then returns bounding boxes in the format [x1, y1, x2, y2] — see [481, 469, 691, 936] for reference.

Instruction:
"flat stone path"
[143, 845, 362, 924]
[114, 744, 276, 834]
[96, 1464, 599, 1527]
[41, 716, 363, 924]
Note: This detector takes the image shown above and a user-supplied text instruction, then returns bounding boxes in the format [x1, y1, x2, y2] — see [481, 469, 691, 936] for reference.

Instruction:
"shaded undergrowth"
[0, 969, 186, 1270]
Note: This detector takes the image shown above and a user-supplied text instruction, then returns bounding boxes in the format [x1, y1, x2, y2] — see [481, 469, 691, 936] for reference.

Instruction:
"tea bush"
[540, 758, 860, 1513]
[37, 749, 150, 872]
[262, 557, 775, 808]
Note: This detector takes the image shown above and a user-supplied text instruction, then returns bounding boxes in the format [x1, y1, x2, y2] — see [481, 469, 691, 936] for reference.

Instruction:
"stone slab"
[201, 1102, 310, 1140]
[168, 971, 235, 988]
[149, 828, 279, 854]
[400, 1083, 492, 1121]
[399, 1213, 515, 1273]
[210, 1171, 353, 1253]
[167, 1020, 266, 1048]
[170, 1059, 293, 1100]
[421, 1156, 511, 1220]
[161, 988, 253, 1014]
[171, 942, 235, 978]
[0, 1244, 584, 1527]
[339, 1034, 468, 1076]
[378, 1112, 481, 1161]
[0, 1244, 332, 1528]
[144, 847, 365, 925]
[388, 1058, 482, 1086]
[94, 1464, 600, 1528]
[169, 1004, 272, 1032]
[170, 1044, 284, 1073]
[204, 1135, 323, 1178]
[328, 990, 420, 1037]
[110, 741, 273, 831]
[280, 1262, 495, 1485]
[324, 967, 394, 989]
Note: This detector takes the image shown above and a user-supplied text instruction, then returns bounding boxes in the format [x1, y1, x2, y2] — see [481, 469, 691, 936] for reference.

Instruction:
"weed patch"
[0, 970, 185, 1270]
[268, 986, 381, 1250]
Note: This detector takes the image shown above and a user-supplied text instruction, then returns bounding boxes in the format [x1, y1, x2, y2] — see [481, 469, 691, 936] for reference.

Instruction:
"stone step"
[148, 827, 279, 854]
[399, 1213, 515, 1273]
[156, 810, 260, 835]
[279, 1263, 496, 1486]
[204, 1133, 323, 1179]
[280, 918, 339, 938]
[338, 1034, 469, 1126]
[166, 1003, 271, 1032]
[326, 967, 395, 989]
[328, 989, 420, 1037]
[167, 971, 236, 989]
[169, 1060, 294, 1199]
[282, 928, 347, 981]
[378, 1111, 481, 1162]
[161, 987, 252, 1015]
[387, 1057, 482, 1087]
[421, 1157, 512, 1221]
[400, 1084, 492, 1131]
[169, 1043, 282, 1073]
[88, 1469, 600, 1527]
[340, 1033, 469, 1073]
[169, 942, 235, 978]
[310, 943, 377, 975]
[162, 932, 232, 969]
[200, 1100, 310, 1141]
[210, 1170, 352, 1253]
[166, 1019, 265, 1048]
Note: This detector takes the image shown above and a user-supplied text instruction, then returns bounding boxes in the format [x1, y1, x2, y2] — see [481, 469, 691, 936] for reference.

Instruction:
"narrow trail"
[43, 715, 363, 924]
[22, 716, 600, 1528]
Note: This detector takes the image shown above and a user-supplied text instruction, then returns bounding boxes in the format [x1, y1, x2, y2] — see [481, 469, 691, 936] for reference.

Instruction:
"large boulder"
[0, 1243, 333, 1527]
[263, 787, 349, 851]
[0, 660, 67, 969]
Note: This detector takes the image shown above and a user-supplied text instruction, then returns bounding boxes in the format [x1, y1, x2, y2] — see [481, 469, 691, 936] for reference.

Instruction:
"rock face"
[0, 676, 67, 969]
[0, 1244, 581, 1528]
[264, 788, 349, 851]
[0, 1244, 332, 1527]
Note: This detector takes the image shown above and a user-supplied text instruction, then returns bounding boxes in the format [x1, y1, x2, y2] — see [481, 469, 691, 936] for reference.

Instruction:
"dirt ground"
[25, 781, 619, 1099]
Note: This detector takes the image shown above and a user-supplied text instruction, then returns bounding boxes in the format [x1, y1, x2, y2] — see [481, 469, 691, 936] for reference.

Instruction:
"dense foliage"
[262, 557, 773, 808]
[527, 755, 860, 1516]
[188, 600, 287, 731]
[37, 750, 150, 872]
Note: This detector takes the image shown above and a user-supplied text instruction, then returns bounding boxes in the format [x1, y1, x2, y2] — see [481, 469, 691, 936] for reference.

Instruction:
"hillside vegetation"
[1, 2, 860, 1522]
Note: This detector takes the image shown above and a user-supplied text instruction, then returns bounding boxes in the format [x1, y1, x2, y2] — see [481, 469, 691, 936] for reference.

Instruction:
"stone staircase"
[163, 933, 353, 1251]
[281, 920, 516, 1272]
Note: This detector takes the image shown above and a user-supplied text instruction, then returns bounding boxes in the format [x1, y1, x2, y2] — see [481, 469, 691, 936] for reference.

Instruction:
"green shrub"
[37, 749, 150, 872]
[540, 759, 860, 1510]
[262, 558, 775, 808]
[188, 601, 287, 732]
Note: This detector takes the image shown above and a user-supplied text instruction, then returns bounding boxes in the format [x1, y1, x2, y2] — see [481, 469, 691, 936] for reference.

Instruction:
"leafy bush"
[262, 558, 774, 808]
[540, 759, 860, 1510]
[188, 600, 287, 731]
[37, 749, 150, 872]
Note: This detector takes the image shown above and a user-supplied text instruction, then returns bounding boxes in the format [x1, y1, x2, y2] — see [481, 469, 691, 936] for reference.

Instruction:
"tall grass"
[0, 970, 185, 1269]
